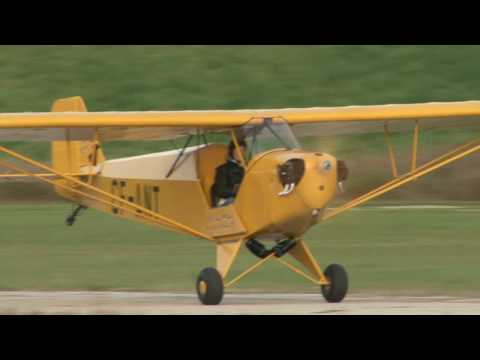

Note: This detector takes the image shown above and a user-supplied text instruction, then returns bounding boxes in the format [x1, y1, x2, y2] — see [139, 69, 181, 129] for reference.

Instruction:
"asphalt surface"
[1, 291, 480, 314]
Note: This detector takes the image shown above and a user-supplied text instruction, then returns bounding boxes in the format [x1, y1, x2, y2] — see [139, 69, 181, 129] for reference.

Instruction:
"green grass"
[2, 45, 480, 146]
[1, 203, 480, 295]
[2, 45, 480, 113]
[2, 45, 480, 200]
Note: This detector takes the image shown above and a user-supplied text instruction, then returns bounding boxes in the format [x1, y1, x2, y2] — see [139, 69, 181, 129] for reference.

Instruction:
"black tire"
[196, 267, 224, 305]
[321, 264, 348, 303]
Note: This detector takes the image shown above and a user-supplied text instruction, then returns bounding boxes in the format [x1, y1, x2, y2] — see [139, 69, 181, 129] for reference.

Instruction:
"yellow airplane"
[1, 96, 480, 305]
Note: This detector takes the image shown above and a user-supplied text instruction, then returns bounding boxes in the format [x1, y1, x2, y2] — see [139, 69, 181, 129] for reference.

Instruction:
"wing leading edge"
[1, 97, 480, 141]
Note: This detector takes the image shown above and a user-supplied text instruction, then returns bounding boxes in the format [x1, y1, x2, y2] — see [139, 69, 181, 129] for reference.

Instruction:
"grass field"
[2, 45, 480, 155]
[2, 46, 480, 295]
[3, 45, 480, 200]
[1, 202, 480, 296]
[3, 45, 480, 112]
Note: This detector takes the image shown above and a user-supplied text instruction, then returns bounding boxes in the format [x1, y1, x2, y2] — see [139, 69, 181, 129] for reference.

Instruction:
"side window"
[202, 131, 232, 147]
[196, 131, 232, 208]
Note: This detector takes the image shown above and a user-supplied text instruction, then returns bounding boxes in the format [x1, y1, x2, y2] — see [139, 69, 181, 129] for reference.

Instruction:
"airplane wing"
[2, 97, 480, 234]
[1, 97, 480, 141]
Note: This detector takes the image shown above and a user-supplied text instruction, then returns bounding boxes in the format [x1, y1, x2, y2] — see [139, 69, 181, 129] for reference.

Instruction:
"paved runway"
[1, 291, 480, 314]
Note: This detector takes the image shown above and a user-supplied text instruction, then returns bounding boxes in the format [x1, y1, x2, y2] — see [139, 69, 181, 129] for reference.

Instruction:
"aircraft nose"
[316, 156, 348, 182]
[318, 158, 334, 173]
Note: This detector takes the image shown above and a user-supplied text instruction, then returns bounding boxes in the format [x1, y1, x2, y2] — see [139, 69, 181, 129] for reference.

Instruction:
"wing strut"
[323, 137, 480, 221]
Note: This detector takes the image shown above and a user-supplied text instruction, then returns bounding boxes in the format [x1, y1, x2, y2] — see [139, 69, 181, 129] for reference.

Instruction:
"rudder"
[51, 96, 106, 200]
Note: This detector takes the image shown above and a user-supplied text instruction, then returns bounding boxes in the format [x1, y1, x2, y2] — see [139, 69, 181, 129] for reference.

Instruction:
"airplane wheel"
[321, 264, 348, 303]
[196, 267, 224, 305]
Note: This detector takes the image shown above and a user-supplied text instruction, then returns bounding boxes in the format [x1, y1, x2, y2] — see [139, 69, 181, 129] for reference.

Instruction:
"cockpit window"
[238, 118, 300, 160]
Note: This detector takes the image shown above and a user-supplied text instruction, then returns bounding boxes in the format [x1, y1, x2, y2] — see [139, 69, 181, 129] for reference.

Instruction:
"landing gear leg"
[201, 237, 349, 305]
[287, 240, 348, 303]
[66, 205, 87, 226]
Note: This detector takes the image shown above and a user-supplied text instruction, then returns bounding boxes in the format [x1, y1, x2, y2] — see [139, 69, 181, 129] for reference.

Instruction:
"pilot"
[212, 139, 297, 259]
[211, 140, 247, 207]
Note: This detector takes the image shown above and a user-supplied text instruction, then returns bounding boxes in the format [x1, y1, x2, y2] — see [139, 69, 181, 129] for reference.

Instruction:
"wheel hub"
[198, 280, 208, 295]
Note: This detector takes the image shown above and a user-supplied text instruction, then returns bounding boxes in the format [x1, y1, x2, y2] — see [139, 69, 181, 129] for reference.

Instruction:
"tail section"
[51, 96, 106, 200]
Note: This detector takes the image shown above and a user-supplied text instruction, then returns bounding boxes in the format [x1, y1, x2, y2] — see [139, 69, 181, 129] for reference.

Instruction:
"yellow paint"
[230, 130, 247, 168]
[216, 240, 244, 279]
[222, 242, 332, 287]
[235, 150, 338, 239]
[0, 173, 85, 178]
[411, 120, 420, 173]
[275, 257, 327, 285]
[51, 97, 105, 200]
[87, 129, 101, 186]
[207, 207, 246, 239]
[2, 99, 480, 130]
[224, 253, 275, 288]
[68, 143, 339, 247]
[288, 240, 329, 283]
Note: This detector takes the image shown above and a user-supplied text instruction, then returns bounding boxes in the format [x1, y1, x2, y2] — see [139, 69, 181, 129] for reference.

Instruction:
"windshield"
[237, 118, 300, 160]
